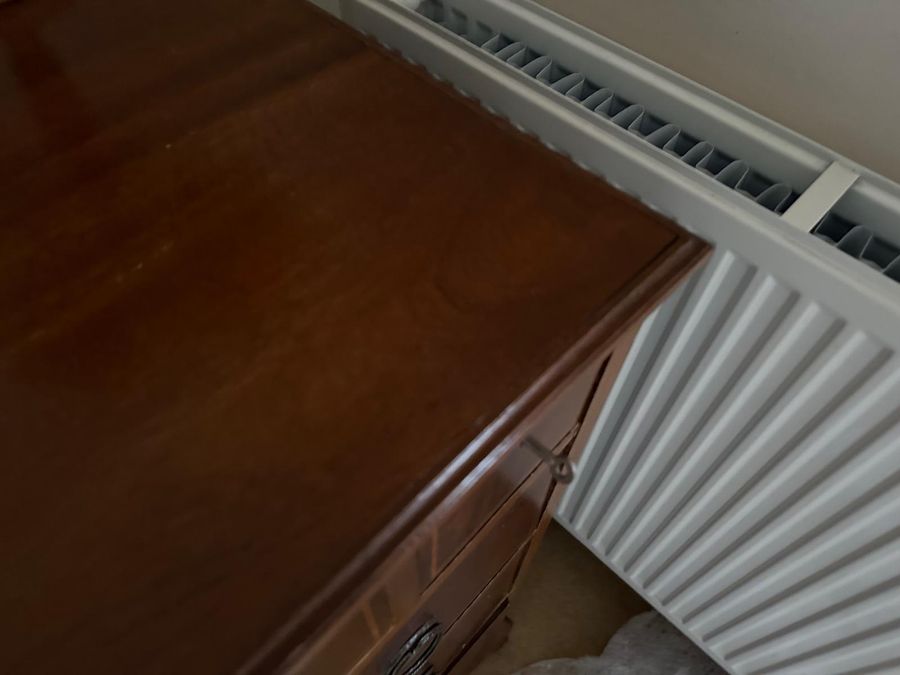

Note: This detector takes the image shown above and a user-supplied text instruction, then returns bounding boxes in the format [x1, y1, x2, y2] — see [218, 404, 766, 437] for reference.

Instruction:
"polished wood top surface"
[0, 1, 707, 673]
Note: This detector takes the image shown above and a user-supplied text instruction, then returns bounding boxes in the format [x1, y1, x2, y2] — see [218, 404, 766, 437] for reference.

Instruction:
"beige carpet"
[471, 522, 649, 675]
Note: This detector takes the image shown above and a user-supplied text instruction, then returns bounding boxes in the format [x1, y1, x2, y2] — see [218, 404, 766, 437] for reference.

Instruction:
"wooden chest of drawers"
[292, 351, 605, 675]
[0, 1, 708, 674]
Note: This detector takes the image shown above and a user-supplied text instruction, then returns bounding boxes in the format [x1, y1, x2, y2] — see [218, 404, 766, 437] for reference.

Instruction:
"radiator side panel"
[558, 248, 900, 675]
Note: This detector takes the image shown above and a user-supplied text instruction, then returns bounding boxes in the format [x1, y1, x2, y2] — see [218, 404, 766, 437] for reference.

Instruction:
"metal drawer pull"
[523, 436, 574, 484]
[385, 620, 442, 675]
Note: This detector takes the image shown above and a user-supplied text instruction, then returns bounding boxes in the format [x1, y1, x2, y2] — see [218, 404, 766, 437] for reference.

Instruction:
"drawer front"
[429, 543, 525, 672]
[286, 358, 601, 675]
[434, 434, 539, 574]
[528, 354, 602, 452]
[288, 467, 551, 675]
[435, 356, 603, 573]
[357, 468, 552, 675]
[446, 608, 512, 675]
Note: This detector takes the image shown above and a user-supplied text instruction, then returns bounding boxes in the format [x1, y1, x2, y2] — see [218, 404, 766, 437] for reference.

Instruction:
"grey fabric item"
[514, 612, 725, 675]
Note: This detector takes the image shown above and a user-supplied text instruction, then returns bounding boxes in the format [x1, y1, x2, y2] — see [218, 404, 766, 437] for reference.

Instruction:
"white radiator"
[559, 250, 900, 674]
[335, 1, 900, 671]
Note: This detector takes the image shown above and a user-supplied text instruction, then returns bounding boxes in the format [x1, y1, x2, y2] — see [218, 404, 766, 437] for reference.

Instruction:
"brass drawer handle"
[385, 620, 442, 675]
[523, 436, 575, 484]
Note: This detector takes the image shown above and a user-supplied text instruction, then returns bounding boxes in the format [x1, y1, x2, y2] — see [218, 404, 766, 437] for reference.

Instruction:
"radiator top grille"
[813, 214, 900, 281]
[414, 0, 900, 284]
[417, 0, 795, 212]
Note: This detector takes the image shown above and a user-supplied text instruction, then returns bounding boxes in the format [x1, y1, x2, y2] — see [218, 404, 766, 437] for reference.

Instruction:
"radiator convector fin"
[413, 0, 900, 284]
[415, 0, 796, 215]
[559, 254, 900, 674]
[813, 213, 900, 280]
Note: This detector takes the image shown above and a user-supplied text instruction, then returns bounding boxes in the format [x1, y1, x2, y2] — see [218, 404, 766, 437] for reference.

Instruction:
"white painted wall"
[535, 0, 900, 184]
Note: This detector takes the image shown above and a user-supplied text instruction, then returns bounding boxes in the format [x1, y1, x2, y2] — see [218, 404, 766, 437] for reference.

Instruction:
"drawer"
[429, 542, 525, 671]
[433, 432, 539, 574]
[434, 356, 603, 574]
[285, 359, 601, 675]
[355, 467, 552, 675]
[528, 355, 603, 452]
[446, 607, 512, 675]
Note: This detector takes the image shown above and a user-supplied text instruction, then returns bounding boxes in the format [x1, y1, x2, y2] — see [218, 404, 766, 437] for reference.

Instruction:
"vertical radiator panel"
[557, 249, 900, 674]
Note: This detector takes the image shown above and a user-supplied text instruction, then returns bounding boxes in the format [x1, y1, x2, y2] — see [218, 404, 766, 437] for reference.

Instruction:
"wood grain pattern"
[428, 547, 524, 672]
[343, 466, 551, 675]
[293, 350, 604, 674]
[283, 365, 583, 675]
[0, 1, 708, 673]
[431, 356, 599, 573]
